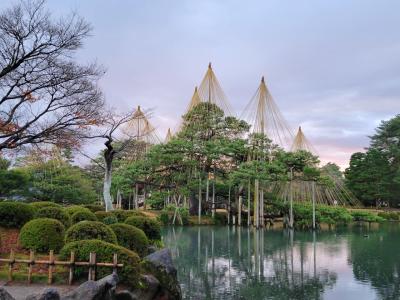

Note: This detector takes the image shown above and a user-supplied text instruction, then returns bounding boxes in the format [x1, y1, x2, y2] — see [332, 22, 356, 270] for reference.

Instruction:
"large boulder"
[0, 288, 15, 300]
[142, 249, 181, 300]
[25, 288, 60, 300]
[62, 273, 118, 300]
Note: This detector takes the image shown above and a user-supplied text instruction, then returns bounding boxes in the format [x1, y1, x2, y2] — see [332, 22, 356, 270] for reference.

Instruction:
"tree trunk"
[103, 139, 115, 212]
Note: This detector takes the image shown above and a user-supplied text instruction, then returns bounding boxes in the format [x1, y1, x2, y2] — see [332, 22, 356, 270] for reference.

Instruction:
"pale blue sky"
[2, 0, 400, 167]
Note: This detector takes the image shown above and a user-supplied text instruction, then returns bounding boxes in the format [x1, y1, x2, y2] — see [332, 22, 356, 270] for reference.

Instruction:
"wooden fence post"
[88, 252, 95, 281]
[8, 249, 14, 282]
[113, 254, 118, 274]
[48, 250, 54, 284]
[68, 251, 75, 285]
[28, 250, 35, 284]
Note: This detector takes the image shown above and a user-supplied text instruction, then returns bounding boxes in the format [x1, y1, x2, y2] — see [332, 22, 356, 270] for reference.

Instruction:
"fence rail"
[0, 249, 123, 285]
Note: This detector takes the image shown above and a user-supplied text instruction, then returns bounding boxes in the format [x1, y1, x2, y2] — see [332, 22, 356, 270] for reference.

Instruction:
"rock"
[147, 245, 157, 254]
[145, 249, 177, 277]
[25, 288, 60, 300]
[62, 273, 118, 300]
[143, 249, 181, 300]
[0, 288, 15, 300]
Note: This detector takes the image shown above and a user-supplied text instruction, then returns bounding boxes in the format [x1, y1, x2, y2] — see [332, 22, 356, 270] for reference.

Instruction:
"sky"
[2, 0, 400, 169]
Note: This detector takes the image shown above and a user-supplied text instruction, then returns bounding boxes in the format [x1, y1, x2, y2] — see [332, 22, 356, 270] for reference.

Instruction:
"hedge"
[94, 211, 109, 222]
[19, 218, 65, 252]
[64, 205, 92, 216]
[65, 221, 117, 244]
[60, 240, 141, 286]
[71, 210, 97, 224]
[29, 201, 62, 210]
[125, 216, 161, 240]
[0, 202, 35, 228]
[109, 223, 149, 257]
[35, 207, 71, 228]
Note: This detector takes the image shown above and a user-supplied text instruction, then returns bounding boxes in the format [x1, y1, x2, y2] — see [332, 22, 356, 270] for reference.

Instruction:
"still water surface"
[161, 224, 400, 300]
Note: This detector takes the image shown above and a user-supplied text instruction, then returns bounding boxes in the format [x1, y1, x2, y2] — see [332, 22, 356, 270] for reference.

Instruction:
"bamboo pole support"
[113, 254, 118, 274]
[69, 251, 75, 285]
[8, 249, 14, 282]
[238, 196, 242, 226]
[48, 250, 54, 284]
[28, 250, 35, 284]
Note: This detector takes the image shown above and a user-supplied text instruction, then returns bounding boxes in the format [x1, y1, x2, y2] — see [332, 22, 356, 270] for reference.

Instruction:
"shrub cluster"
[64, 205, 92, 216]
[83, 204, 105, 213]
[0, 202, 35, 228]
[377, 211, 400, 221]
[125, 216, 161, 240]
[95, 210, 145, 223]
[59, 239, 140, 286]
[71, 210, 97, 224]
[109, 223, 149, 257]
[351, 211, 385, 223]
[35, 207, 71, 228]
[65, 221, 117, 244]
[29, 201, 61, 210]
[19, 218, 65, 252]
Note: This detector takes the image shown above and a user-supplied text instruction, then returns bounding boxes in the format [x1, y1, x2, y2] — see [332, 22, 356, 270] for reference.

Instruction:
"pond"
[161, 224, 400, 300]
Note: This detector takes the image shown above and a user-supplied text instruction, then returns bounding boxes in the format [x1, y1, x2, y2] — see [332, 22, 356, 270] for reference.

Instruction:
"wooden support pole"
[69, 251, 75, 285]
[113, 254, 118, 274]
[254, 179, 259, 228]
[88, 252, 94, 281]
[227, 185, 231, 225]
[8, 249, 14, 282]
[238, 196, 242, 226]
[28, 250, 34, 284]
[48, 250, 54, 285]
[198, 175, 202, 225]
[247, 181, 251, 227]
[260, 189, 264, 227]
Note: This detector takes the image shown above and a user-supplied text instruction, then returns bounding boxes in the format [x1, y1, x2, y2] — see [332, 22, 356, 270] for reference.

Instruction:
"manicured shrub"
[64, 205, 92, 216]
[65, 221, 117, 244]
[59, 239, 140, 286]
[351, 210, 385, 223]
[95, 210, 145, 223]
[83, 204, 105, 213]
[159, 211, 170, 225]
[378, 211, 400, 221]
[35, 207, 71, 228]
[94, 211, 109, 222]
[71, 210, 97, 224]
[29, 201, 61, 210]
[109, 223, 149, 256]
[19, 218, 65, 252]
[125, 216, 161, 240]
[111, 210, 145, 222]
[0, 202, 35, 228]
[103, 215, 118, 225]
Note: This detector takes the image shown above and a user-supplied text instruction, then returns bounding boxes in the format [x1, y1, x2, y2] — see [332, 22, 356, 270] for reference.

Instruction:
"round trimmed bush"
[111, 210, 145, 222]
[83, 204, 105, 213]
[109, 223, 149, 256]
[125, 216, 161, 240]
[59, 239, 140, 286]
[65, 221, 117, 244]
[0, 202, 35, 228]
[103, 215, 118, 225]
[19, 218, 65, 252]
[64, 205, 92, 216]
[29, 201, 61, 210]
[35, 207, 71, 228]
[71, 210, 97, 224]
[94, 211, 109, 222]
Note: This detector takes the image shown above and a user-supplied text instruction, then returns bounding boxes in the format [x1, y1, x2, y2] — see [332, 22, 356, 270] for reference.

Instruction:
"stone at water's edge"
[0, 288, 15, 300]
[25, 288, 60, 300]
[142, 248, 182, 300]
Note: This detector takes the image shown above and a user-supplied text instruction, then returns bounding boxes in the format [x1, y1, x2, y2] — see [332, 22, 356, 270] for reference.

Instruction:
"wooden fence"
[0, 249, 123, 285]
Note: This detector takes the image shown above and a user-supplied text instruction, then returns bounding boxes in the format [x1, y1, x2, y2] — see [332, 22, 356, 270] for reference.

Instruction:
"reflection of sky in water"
[162, 225, 400, 300]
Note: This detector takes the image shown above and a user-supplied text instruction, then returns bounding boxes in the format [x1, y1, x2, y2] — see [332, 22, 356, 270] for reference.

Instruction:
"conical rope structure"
[241, 77, 294, 149]
[121, 105, 161, 161]
[165, 128, 173, 143]
[273, 126, 361, 206]
[197, 63, 233, 115]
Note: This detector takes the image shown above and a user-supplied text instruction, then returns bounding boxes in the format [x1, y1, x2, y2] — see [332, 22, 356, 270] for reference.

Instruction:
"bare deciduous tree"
[0, 0, 104, 152]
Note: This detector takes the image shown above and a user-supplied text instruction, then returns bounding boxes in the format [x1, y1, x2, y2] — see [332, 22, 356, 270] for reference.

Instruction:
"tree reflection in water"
[163, 226, 337, 299]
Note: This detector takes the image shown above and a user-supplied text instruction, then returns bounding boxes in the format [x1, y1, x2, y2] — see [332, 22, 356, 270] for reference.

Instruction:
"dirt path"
[0, 282, 76, 300]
